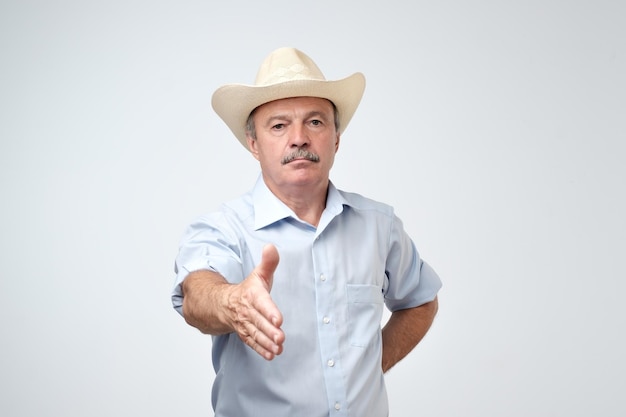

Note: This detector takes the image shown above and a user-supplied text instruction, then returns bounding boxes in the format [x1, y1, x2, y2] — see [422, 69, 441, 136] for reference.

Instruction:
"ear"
[247, 134, 260, 161]
[334, 132, 341, 153]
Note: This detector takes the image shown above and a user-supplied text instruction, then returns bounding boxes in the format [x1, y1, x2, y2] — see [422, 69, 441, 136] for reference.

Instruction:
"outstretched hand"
[225, 244, 284, 360]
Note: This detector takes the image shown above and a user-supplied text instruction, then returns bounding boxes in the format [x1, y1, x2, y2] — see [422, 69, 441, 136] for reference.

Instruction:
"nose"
[289, 124, 309, 148]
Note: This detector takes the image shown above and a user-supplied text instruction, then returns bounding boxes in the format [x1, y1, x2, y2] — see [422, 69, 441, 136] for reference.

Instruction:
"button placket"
[313, 236, 347, 415]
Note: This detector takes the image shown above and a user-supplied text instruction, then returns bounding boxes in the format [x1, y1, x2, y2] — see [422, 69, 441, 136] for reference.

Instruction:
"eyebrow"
[263, 110, 330, 127]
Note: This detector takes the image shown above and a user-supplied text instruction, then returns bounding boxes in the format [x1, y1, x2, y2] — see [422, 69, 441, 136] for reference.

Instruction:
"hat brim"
[211, 72, 366, 150]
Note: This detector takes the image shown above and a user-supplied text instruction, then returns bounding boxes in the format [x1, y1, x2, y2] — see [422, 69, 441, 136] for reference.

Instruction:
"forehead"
[253, 96, 334, 118]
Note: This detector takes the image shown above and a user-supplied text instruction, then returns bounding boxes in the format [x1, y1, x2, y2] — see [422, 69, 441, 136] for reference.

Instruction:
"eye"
[271, 123, 285, 130]
[310, 119, 322, 126]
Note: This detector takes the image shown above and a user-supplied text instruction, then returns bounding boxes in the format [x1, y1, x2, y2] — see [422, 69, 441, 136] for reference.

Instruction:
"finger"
[255, 244, 279, 289]
[240, 320, 284, 360]
[242, 333, 275, 360]
[253, 294, 284, 330]
[232, 297, 284, 354]
[245, 304, 285, 347]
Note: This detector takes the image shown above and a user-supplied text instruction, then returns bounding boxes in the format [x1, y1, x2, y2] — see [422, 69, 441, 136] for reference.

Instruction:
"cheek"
[325, 150, 337, 167]
[257, 148, 280, 168]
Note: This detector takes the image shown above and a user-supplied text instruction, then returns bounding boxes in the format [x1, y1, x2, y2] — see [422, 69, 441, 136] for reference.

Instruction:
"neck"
[264, 176, 329, 227]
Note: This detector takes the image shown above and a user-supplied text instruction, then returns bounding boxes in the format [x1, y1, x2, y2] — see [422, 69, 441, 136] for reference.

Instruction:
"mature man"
[172, 47, 442, 416]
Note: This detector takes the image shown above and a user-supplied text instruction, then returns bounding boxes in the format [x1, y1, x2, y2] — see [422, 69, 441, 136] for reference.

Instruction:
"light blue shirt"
[172, 176, 442, 417]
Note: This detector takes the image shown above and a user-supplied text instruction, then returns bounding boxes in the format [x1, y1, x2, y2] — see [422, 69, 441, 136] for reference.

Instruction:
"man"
[172, 47, 442, 416]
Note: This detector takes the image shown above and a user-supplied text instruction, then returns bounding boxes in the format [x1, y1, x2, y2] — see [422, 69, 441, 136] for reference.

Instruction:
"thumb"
[256, 244, 280, 290]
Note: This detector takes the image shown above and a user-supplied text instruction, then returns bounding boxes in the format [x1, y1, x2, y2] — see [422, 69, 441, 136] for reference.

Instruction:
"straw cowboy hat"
[211, 47, 366, 150]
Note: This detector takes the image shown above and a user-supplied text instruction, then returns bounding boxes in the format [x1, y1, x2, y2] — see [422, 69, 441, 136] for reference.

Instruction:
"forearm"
[181, 269, 234, 335]
[381, 296, 439, 373]
[180, 247, 285, 360]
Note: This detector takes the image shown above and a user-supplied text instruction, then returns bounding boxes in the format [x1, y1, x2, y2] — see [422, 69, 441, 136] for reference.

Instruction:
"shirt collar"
[252, 175, 347, 231]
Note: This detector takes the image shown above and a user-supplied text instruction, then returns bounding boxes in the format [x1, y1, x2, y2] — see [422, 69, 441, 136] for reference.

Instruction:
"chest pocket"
[347, 284, 384, 347]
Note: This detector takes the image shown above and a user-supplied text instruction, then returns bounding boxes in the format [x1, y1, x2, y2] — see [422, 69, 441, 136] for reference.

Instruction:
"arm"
[181, 244, 285, 360]
[381, 296, 439, 373]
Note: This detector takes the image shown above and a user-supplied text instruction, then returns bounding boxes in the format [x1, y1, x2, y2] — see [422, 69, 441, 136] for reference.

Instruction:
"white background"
[1, 1, 624, 416]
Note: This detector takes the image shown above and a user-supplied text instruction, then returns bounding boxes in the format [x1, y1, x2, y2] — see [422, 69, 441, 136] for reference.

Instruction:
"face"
[247, 96, 340, 193]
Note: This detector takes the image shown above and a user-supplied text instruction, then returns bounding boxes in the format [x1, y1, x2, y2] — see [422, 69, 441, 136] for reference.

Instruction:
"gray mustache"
[281, 148, 320, 165]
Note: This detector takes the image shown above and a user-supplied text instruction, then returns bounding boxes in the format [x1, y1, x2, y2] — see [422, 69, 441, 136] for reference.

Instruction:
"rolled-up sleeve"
[171, 212, 244, 316]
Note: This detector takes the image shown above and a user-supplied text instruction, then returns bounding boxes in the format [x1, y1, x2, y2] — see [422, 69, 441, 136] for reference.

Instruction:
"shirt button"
[327, 359, 335, 367]
[334, 402, 341, 410]
[323, 316, 330, 324]
[320, 273, 326, 281]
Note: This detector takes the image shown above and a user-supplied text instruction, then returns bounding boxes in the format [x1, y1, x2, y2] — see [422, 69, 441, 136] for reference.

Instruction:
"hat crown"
[254, 47, 326, 86]
[211, 47, 365, 150]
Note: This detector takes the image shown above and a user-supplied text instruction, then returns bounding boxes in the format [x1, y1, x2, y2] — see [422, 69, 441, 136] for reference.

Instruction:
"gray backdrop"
[1, 1, 624, 416]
